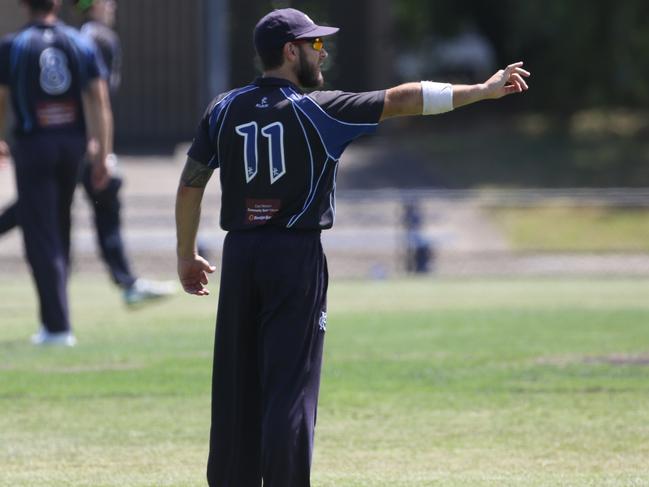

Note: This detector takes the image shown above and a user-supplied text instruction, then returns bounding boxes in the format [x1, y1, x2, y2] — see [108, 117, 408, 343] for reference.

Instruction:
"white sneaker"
[123, 278, 176, 306]
[31, 328, 77, 347]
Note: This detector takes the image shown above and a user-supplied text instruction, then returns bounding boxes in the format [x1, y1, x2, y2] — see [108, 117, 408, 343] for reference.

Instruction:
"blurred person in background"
[0, 0, 176, 307]
[403, 200, 433, 273]
[176, 7, 530, 486]
[0, 0, 111, 345]
[74, 0, 176, 305]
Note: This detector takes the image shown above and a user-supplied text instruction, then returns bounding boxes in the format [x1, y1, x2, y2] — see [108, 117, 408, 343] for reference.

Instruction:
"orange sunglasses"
[292, 37, 324, 51]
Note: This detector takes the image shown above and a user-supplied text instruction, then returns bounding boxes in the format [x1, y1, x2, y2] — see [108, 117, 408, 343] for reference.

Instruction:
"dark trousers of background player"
[11, 133, 87, 333]
[0, 156, 137, 290]
[207, 227, 328, 487]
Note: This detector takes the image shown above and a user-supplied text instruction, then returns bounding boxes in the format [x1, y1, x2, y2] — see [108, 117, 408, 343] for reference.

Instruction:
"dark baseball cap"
[254, 8, 339, 55]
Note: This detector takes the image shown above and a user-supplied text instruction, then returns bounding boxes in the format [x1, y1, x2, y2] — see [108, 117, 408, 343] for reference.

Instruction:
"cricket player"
[0, 0, 175, 307]
[0, 0, 111, 345]
[74, 0, 176, 304]
[175, 8, 530, 486]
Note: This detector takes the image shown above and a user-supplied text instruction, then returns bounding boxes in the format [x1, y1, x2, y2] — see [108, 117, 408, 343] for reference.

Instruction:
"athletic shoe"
[31, 328, 77, 347]
[123, 278, 176, 306]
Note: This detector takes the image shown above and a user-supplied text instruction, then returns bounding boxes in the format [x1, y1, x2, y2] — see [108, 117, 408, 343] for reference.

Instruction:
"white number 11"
[235, 121, 286, 184]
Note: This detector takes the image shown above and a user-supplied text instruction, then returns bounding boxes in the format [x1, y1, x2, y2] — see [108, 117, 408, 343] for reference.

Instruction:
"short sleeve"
[287, 89, 385, 160]
[84, 40, 108, 82]
[73, 29, 107, 88]
[308, 90, 385, 124]
[187, 112, 216, 167]
[0, 37, 12, 85]
[81, 23, 120, 88]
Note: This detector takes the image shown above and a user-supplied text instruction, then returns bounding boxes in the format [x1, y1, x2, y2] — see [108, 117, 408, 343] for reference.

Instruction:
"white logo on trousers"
[318, 311, 327, 332]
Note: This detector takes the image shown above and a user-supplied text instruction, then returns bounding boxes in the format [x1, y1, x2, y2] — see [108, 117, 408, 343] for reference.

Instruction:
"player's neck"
[87, 14, 111, 28]
[262, 67, 301, 88]
[29, 11, 58, 24]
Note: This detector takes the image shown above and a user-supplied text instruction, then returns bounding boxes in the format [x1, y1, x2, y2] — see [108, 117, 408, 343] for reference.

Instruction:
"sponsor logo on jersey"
[245, 199, 281, 225]
[36, 100, 78, 127]
[42, 29, 54, 44]
[255, 97, 269, 109]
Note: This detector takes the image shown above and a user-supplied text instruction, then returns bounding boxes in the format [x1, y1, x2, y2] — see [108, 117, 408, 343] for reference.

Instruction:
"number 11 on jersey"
[236, 121, 286, 184]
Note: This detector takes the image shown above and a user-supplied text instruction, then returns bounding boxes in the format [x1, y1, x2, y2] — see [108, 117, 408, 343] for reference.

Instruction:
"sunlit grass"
[490, 206, 649, 252]
[2, 276, 649, 486]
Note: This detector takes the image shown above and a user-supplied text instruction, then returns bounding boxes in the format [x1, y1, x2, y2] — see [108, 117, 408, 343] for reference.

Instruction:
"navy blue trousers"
[207, 228, 328, 487]
[13, 133, 86, 333]
[0, 163, 136, 289]
[81, 164, 136, 289]
[0, 202, 17, 234]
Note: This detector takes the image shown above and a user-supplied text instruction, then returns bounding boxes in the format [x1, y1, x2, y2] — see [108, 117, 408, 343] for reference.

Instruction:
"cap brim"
[295, 25, 339, 39]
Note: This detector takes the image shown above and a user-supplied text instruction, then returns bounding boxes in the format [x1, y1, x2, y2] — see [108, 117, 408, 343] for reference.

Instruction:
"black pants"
[207, 228, 328, 487]
[81, 164, 136, 289]
[0, 202, 17, 234]
[13, 133, 86, 333]
[1, 160, 136, 289]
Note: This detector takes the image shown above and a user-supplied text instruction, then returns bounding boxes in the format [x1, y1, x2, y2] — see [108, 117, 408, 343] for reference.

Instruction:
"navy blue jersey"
[188, 77, 384, 231]
[80, 20, 121, 95]
[0, 21, 105, 136]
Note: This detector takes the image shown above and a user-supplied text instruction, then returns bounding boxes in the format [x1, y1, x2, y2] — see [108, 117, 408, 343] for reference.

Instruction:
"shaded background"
[1, 0, 649, 281]
[1, 0, 647, 187]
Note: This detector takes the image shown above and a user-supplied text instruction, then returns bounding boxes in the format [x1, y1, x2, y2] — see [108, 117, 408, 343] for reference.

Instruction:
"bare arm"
[380, 62, 531, 121]
[81, 78, 113, 189]
[0, 85, 10, 167]
[175, 157, 217, 296]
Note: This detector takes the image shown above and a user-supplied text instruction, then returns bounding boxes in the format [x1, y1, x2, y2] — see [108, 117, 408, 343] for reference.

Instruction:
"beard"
[296, 49, 323, 88]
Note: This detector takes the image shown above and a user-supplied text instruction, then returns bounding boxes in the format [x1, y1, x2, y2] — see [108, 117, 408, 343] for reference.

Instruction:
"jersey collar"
[254, 77, 303, 93]
[24, 19, 62, 29]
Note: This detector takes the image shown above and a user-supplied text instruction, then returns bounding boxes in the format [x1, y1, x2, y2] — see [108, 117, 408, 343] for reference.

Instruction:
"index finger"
[506, 61, 525, 70]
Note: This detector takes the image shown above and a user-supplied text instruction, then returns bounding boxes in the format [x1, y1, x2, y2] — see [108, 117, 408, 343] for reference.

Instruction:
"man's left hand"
[177, 254, 217, 296]
[483, 61, 531, 99]
[92, 159, 110, 191]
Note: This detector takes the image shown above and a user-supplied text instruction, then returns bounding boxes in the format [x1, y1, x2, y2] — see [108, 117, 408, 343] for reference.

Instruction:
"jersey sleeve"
[308, 90, 385, 124]
[87, 42, 108, 82]
[76, 35, 108, 88]
[0, 37, 12, 86]
[82, 23, 121, 90]
[187, 108, 217, 167]
[288, 89, 385, 160]
[187, 90, 241, 168]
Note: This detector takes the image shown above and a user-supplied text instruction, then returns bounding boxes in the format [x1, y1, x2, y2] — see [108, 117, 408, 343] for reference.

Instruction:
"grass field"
[490, 206, 649, 252]
[2, 276, 649, 486]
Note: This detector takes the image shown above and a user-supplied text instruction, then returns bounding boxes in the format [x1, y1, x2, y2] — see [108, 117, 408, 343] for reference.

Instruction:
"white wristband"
[421, 81, 454, 115]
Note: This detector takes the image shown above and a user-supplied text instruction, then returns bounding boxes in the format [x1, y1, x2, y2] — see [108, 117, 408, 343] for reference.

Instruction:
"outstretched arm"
[175, 157, 217, 296]
[380, 62, 530, 120]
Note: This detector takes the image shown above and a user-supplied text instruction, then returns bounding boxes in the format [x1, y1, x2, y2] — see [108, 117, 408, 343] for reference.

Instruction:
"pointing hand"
[483, 61, 531, 99]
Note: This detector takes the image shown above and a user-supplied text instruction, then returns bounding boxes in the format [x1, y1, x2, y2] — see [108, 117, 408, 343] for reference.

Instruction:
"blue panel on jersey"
[207, 85, 258, 168]
[281, 88, 378, 160]
[10, 28, 37, 132]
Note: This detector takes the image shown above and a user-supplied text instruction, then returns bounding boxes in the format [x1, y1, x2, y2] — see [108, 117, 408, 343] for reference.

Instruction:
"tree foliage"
[393, 0, 649, 114]
[228, 1, 649, 114]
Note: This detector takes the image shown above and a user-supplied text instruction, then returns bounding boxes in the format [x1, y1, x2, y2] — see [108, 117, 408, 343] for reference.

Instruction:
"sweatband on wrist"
[421, 81, 454, 115]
